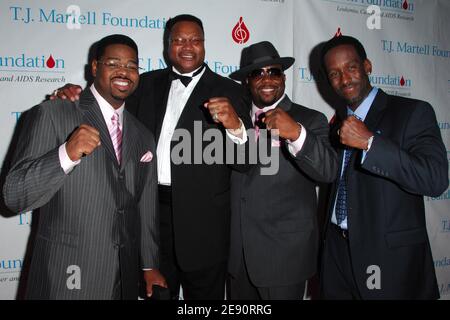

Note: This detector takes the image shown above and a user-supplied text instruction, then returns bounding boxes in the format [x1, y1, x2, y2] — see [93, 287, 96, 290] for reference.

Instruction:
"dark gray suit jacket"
[322, 89, 448, 299]
[229, 96, 338, 287]
[3, 90, 159, 299]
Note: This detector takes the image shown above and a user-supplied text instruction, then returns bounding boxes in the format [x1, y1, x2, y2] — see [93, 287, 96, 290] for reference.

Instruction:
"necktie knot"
[111, 112, 119, 124]
[254, 109, 265, 141]
[254, 109, 265, 128]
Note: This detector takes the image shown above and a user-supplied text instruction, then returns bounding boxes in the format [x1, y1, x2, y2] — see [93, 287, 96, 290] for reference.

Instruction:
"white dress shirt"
[156, 66, 206, 185]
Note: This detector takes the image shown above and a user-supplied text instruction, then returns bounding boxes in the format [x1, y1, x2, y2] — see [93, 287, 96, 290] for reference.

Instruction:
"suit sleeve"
[362, 101, 448, 197]
[3, 105, 67, 213]
[225, 86, 253, 173]
[292, 111, 338, 183]
[139, 136, 160, 269]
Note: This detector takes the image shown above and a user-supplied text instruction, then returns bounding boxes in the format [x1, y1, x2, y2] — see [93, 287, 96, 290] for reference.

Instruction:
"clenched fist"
[204, 97, 241, 130]
[339, 115, 373, 150]
[50, 83, 82, 102]
[262, 108, 301, 141]
[66, 124, 101, 161]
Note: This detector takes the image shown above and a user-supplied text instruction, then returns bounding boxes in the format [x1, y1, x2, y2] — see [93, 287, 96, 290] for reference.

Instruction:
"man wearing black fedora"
[227, 41, 338, 299]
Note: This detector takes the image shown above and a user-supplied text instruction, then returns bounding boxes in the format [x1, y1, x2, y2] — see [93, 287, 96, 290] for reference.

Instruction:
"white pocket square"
[140, 151, 153, 162]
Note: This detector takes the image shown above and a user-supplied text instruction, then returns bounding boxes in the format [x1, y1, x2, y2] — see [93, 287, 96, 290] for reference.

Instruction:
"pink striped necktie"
[254, 109, 264, 141]
[110, 112, 122, 165]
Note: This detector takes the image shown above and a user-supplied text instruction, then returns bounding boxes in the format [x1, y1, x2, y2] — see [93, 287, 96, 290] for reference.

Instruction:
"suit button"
[241, 197, 246, 203]
[118, 173, 124, 180]
[114, 244, 119, 250]
[117, 209, 124, 215]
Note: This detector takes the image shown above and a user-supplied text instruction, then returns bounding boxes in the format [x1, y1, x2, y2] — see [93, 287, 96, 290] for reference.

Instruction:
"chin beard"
[260, 96, 280, 106]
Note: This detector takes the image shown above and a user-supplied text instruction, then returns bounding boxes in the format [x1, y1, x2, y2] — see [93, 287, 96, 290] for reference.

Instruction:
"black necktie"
[171, 64, 205, 87]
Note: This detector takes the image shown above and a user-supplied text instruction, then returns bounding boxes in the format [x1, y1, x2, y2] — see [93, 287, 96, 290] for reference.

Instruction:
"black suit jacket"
[127, 66, 251, 271]
[229, 96, 338, 287]
[322, 89, 448, 299]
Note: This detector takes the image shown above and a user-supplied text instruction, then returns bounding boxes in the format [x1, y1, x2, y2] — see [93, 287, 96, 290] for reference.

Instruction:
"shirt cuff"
[287, 123, 307, 156]
[361, 136, 374, 163]
[226, 118, 248, 145]
[59, 143, 81, 174]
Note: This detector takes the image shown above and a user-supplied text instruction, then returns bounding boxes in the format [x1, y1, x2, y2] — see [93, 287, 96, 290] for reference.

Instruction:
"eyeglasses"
[97, 60, 143, 72]
[248, 67, 283, 81]
[170, 37, 205, 46]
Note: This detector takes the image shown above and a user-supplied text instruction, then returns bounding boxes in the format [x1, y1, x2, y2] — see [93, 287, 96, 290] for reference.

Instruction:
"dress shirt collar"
[90, 83, 124, 124]
[347, 87, 378, 121]
[251, 93, 286, 122]
[172, 64, 205, 78]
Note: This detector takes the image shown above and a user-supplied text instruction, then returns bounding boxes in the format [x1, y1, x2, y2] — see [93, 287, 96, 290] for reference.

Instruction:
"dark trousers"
[228, 250, 306, 300]
[320, 223, 362, 299]
[158, 185, 227, 300]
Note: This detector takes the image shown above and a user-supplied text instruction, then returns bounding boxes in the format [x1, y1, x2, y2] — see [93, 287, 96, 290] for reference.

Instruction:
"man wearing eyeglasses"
[227, 41, 338, 299]
[3, 34, 167, 299]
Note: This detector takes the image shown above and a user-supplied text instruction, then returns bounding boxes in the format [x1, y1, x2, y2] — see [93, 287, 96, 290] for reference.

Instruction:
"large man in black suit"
[127, 15, 250, 300]
[227, 41, 338, 299]
[320, 35, 448, 299]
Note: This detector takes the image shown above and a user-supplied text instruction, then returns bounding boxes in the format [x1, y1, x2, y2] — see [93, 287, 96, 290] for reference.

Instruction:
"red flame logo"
[232, 17, 250, 44]
[400, 76, 406, 86]
[402, 0, 408, 10]
[335, 27, 342, 37]
[46, 55, 56, 68]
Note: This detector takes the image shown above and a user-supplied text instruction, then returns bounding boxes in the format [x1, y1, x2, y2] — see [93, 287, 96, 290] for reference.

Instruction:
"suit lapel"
[276, 95, 293, 113]
[363, 89, 388, 132]
[120, 110, 139, 169]
[155, 70, 173, 142]
[77, 89, 119, 167]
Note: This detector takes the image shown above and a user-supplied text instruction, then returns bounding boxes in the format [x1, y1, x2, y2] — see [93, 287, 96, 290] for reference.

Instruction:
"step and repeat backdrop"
[0, 0, 448, 299]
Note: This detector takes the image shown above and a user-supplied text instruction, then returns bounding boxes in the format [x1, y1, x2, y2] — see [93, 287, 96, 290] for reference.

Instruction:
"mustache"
[111, 76, 132, 82]
[257, 85, 279, 90]
[340, 82, 357, 89]
[179, 50, 196, 55]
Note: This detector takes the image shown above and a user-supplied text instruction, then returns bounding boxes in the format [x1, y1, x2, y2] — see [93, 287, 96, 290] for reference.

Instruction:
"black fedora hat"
[229, 41, 295, 81]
